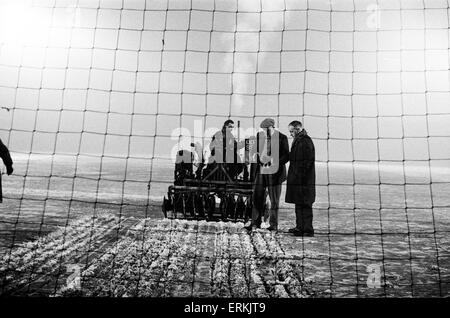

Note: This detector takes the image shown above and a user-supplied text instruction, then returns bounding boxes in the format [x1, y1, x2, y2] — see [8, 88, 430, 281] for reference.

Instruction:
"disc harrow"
[162, 141, 256, 222]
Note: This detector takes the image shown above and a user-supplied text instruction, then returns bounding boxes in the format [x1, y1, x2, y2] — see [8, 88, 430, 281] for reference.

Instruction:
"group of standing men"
[0, 117, 315, 236]
[213, 118, 316, 237]
[245, 118, 316, 237]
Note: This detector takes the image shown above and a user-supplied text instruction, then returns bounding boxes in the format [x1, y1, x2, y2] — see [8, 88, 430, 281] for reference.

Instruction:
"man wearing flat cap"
[245, 118, 289, 231]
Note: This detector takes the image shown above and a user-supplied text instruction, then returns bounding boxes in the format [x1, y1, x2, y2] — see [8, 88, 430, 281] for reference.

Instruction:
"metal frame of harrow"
[162, 178, 254, 222]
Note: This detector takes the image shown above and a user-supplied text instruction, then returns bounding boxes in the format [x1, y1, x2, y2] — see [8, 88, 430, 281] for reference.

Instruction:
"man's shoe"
[303, 232, 314, 237]
[261, 221, 270, 229]
[288, 227, 299, 233]
[292, 229, 303, 237]
[244, 225, 253, 231]
[244, 224, 261, 231]
[267, 226, 278, 232]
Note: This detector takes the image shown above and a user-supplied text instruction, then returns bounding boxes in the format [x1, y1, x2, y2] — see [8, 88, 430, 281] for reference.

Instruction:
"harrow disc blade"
[162, 196, 173, 218]
[206, 195, 216, 220]
[194, 194, 205, 219]
[226, 195, 236, 220]
[236, 196, 246, 220]
[183, 193, 195, 218]
[219, 197, 227, 220]
[173, 192, 184, 217]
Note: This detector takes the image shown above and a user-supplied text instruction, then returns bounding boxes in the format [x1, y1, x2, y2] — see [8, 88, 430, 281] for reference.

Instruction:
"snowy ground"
[0, 155, 449, 297]
[0, 214, 448, 297]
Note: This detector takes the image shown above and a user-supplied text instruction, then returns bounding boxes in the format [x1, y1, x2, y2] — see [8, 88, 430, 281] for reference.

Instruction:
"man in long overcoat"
[286, 121, 316, 236]
[0, 138, 14, 203]
[245, 118, 290, 231]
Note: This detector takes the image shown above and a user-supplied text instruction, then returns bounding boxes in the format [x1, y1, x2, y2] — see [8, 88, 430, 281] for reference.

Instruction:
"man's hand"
[6, 166, 13, 175]
[260, 154, 271, 165]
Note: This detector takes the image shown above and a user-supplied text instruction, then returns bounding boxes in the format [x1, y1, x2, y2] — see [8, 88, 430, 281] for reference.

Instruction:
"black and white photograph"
[0, 0, 449, 305]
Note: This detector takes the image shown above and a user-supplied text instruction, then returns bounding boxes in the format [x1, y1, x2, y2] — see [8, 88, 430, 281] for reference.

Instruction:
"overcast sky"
[0, 0, 449, 163]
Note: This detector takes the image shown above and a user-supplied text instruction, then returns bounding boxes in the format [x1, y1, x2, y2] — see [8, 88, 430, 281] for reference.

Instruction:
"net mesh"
[0, 0, 449, 297]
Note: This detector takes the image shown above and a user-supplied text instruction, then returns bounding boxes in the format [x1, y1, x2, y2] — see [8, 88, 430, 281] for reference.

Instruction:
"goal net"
[0, 0, 449, 297]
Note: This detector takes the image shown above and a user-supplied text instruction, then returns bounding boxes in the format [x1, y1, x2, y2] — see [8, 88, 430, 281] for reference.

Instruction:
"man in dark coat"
[245, 118, 290, 231]
[206, 119, 246, 179]
[0, 138, 14, 203]
[209, 119, 242, 164]
[286, 121, 315, 237]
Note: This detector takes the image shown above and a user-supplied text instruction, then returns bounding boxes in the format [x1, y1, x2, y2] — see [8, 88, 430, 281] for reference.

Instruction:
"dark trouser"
[295, 204, 314, 234]
[251, 174, 281, 228]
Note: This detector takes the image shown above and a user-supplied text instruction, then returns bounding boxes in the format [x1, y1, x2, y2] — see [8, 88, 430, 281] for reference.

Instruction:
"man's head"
[260, 118, 275, 134]
[222, 119, 235, 131]
[288, 120, 303, 138]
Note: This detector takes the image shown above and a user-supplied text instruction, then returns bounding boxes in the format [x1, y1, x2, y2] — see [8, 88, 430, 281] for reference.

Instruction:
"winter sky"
[0, 0, 449, 164]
